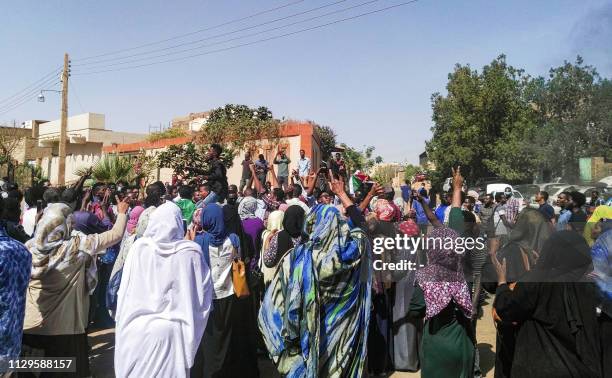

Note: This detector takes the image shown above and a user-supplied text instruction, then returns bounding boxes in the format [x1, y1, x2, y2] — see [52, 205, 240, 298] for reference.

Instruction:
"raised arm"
[72, 168, 91, 190]
[306, 170, 320, 196]
[359, 182, 383, 212]
[250, 163, 265, 194]
[269, 164, 280, 189]
[94, 196, 129, 252]
[451, 166, 463, 208]
[80, 189, 92, 211]
[416, 192, 442, 227]
[329, 173, 366, 228]
[448, 166, 466, 233]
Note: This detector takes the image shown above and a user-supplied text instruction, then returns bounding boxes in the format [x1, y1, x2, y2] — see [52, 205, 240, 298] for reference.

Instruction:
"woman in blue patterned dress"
[258, 202, 372, 377]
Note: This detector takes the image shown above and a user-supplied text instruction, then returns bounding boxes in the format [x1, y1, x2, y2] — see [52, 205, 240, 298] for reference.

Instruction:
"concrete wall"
[41, 142, 104, 185]
[147, 135, 302, 186]
[88, 129, 148, 146]
[0, 125, 51, 164]
[102, 120, 323, 190]
[592, 157, 612, 182]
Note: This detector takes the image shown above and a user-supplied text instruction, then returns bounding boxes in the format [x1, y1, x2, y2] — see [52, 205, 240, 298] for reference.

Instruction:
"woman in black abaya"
[492, 231, 602, 378]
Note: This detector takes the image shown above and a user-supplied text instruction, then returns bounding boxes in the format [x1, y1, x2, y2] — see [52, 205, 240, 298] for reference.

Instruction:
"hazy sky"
[1, 0, 611, 164]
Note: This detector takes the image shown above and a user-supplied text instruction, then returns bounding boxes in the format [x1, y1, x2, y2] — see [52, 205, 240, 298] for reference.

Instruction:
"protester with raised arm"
[22, 196, 130, 377]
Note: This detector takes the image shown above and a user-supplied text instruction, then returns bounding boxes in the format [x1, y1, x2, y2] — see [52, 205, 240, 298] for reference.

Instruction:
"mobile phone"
[36, 199, 43, 212]
[363, 181, 374, 193]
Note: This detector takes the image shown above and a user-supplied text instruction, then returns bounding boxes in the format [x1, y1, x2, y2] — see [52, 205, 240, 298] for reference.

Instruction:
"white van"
[486, 183, 513, 194]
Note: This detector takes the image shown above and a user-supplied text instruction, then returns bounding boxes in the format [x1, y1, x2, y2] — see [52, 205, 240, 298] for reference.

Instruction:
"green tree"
[340, 144, 383, 174]
[371, 164, 401, 185]
[314, 124, 337, 161]
[156, 142, 235, 182]
[403, 164, 423, 182]
[530, 57, 612, 181]
[198, 104, 280, 150]
[147, 127, 187, 142]
[427, 55, 540, 187]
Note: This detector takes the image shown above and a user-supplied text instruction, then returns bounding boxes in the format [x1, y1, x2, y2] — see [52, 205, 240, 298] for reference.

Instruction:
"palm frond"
[74, 155, 139, 183]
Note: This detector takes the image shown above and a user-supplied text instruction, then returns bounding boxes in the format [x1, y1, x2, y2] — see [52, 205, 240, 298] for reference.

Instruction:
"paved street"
[89, 298, 497, 377]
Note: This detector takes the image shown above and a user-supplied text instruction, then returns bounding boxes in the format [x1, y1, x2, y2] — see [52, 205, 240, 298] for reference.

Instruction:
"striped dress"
[258, 204, 372, 377]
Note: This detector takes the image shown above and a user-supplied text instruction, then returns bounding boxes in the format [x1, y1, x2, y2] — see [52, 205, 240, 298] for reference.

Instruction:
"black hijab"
[497, 231, 601, 378]
[524, 231, 592, 283]
[496, 208, 554, 282]
[277, 205, 306, 256]
[222, 202, 254, 260]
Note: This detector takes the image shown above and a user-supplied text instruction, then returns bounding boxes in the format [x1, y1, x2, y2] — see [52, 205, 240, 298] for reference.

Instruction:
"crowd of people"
[1, 142, 611, 378]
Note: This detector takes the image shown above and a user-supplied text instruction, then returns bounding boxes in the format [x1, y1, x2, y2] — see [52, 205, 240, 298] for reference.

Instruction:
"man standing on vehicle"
[199, 143, 228, 205]
[274, 150, 291, 190]
[255, 154, 269, 186]
[297, 149, 311, 184]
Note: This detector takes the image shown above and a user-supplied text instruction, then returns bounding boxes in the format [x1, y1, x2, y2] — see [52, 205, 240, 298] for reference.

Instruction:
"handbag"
[232, 255, 251, 298]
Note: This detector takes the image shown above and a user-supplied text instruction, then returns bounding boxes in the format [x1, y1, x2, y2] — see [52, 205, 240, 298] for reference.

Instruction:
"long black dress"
[494, 231, 602, 378]
[495, 282, 601, 378]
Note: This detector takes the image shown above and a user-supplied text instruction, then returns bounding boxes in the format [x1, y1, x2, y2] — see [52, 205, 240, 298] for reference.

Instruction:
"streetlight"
[38, 89, 62, 103]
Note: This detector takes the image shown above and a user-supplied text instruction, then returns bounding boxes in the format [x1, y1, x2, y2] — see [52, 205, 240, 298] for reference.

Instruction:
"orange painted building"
[102, 120, 322, 185]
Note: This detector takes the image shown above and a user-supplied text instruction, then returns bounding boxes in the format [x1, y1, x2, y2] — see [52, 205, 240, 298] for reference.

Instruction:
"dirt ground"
[89, 299, 497, 378]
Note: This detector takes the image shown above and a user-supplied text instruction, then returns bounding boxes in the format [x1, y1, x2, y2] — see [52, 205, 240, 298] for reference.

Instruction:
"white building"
[29, 113, 146, 184]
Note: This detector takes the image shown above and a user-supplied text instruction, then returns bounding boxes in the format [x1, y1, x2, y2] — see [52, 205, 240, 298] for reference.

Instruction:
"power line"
[69, 78, 86, 113]
[0, 76, 60, 112]
[74, 0, 384, 71]
[0, 80, 61, 117]
[0, 76, 61, 113]
[72, 0, 418, 76]
[74, 0, 306, 62]
[73, 0, 350, 68]
[0, 67, 61, 105]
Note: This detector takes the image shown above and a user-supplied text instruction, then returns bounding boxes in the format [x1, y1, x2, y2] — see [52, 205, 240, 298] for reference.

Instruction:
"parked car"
[597, 176, 612, 187]
[515, 184, 540, 205]
[538, 182, 569, 192]
[486, 183, 513, 194]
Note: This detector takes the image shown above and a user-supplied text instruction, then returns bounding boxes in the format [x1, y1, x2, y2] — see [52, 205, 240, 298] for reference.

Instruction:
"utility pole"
[58, 53, 69, 186]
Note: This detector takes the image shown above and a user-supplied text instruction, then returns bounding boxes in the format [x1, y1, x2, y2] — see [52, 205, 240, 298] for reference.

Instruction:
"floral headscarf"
[415, 226, 472, 320]
[375, 199, 396, 222]
[398, 218, 419, 237]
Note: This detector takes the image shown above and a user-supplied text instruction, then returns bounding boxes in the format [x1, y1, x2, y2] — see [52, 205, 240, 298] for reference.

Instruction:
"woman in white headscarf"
[114, 202, 213, 378]
[260, 210, 284, 286]
[22, 199, 129, 377]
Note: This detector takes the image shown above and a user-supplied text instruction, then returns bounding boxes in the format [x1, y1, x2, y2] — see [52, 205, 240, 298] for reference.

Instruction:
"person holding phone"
[412, 187, 430, 235]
